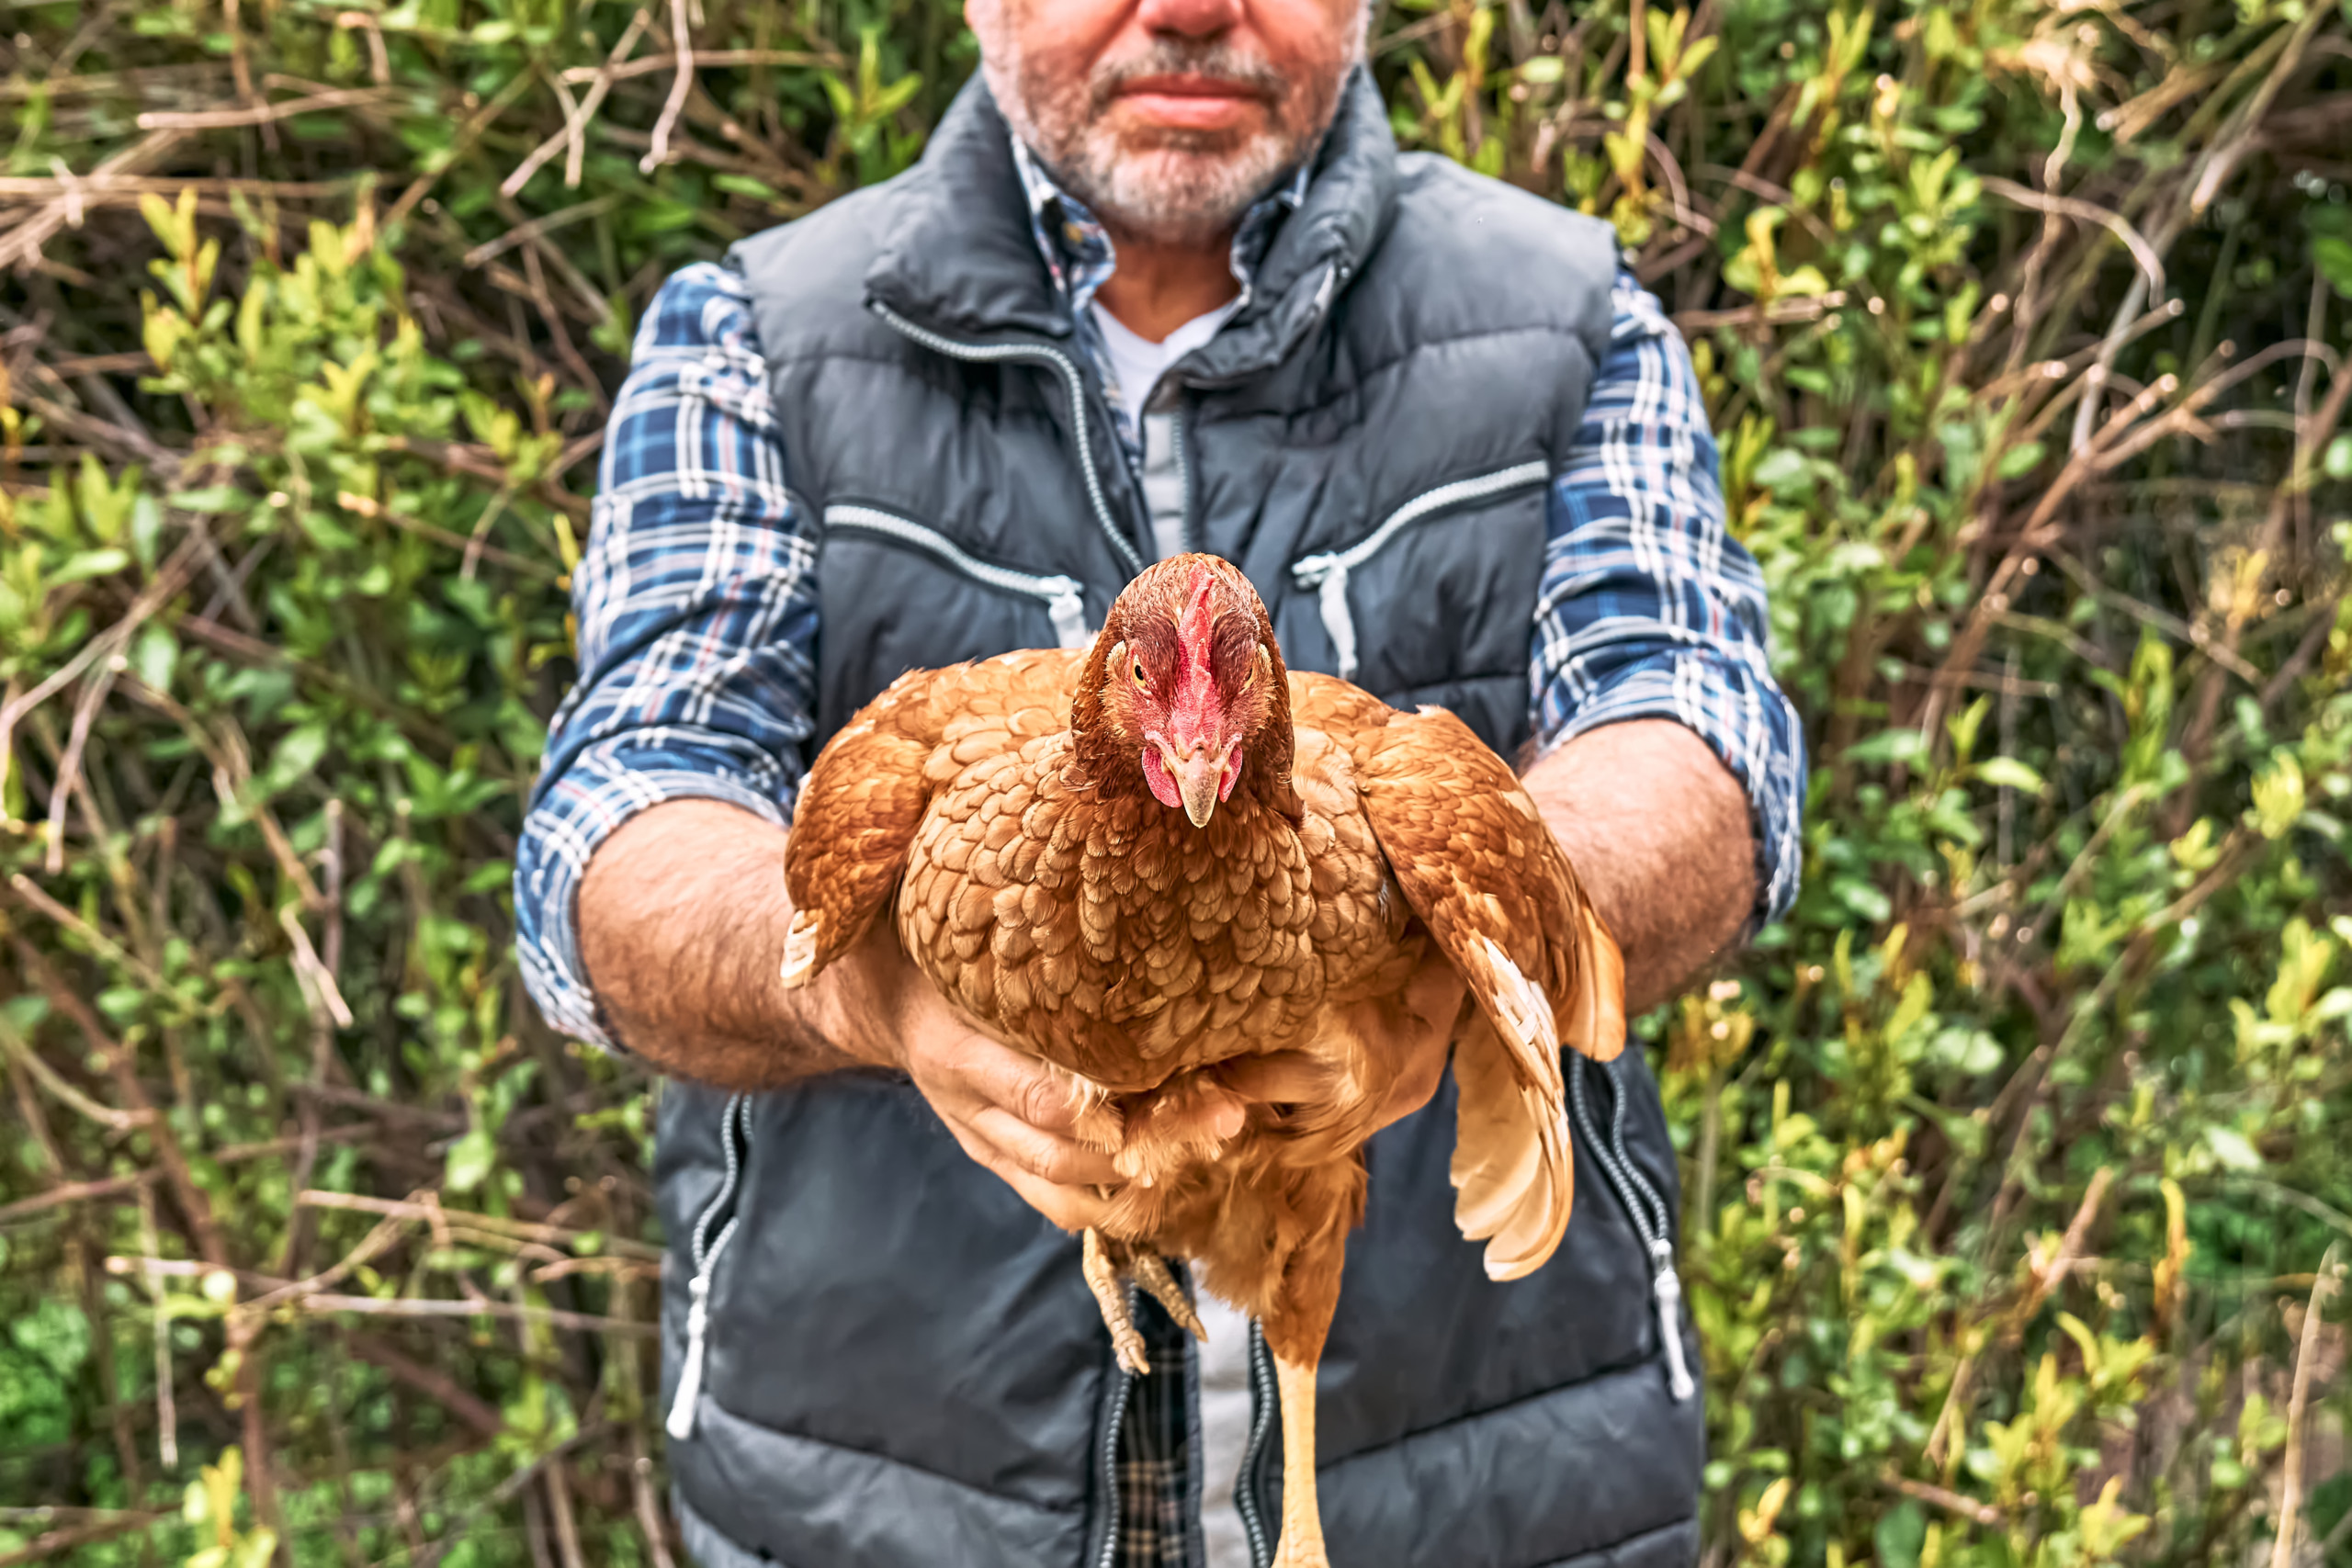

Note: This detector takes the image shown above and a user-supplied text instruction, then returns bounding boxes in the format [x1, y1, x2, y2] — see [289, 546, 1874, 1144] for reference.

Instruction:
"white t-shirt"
[1093, 296, 1259, 1568]
[1091, 298, 1243, 561]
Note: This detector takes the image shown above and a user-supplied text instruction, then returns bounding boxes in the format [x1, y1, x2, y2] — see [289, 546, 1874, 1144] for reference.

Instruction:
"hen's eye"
[1132, 660, 1149, 688]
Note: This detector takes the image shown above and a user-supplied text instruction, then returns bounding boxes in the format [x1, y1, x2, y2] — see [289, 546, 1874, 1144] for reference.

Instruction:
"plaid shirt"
[516, 141, 1804, 1568]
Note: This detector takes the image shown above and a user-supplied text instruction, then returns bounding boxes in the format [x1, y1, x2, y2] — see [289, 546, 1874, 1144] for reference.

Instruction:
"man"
[514, 0, 1804, 1554]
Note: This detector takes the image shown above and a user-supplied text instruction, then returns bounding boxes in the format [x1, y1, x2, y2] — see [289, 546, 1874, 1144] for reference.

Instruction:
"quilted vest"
[655, 69, 1705, 1568]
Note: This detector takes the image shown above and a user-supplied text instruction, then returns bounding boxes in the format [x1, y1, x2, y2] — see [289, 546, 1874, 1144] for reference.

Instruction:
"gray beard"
[985, 35, 1357, 249]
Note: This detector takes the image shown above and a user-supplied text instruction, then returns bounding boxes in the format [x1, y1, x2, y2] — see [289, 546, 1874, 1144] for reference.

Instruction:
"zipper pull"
[665, 1270, 713, 1439]
[1045, 580, 1091, 649]
[1649, 1239, 1694, 1403]
[1291, 556, 1358, 682]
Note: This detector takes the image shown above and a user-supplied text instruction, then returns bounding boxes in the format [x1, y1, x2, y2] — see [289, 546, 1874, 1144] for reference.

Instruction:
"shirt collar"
[1009, 135, 1312, 319]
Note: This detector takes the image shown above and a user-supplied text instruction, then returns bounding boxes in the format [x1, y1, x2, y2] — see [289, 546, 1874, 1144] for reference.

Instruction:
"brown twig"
[503, 9, 654, 197]
[135, 85, 404, 130]
[641, 0, 697, 175]
[2270, 1245, 2344, 1568]
[1884, 1474, 2004, 1530]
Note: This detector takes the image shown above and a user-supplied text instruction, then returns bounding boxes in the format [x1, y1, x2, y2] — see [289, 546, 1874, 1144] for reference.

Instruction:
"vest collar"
[863, 68, 1398, 370]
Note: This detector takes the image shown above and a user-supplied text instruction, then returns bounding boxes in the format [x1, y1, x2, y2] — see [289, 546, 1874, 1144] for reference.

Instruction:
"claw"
[1081, 1228, 1151, 1375]
[1130, 1252, 1206, 1342]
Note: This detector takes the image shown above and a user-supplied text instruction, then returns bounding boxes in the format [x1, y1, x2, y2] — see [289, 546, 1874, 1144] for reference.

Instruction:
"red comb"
[1177, 567, 1218, 676]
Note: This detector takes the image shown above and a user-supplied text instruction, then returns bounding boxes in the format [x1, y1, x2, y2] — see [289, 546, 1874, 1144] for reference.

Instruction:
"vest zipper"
[1235, 1318, 1277, 1568]
[666, 1092, 755, 1440]
[1567, 1057, 1696, 1403]
[1289, 460, 1551, 682]
[1094, 1289, 1139, 1568]
[1171, 397, 1201, 558]
[866, 300, 1148, 581]
[824, 504, 1092, 649]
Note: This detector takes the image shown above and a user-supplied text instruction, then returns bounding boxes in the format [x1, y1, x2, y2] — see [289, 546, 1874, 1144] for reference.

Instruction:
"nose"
[1134, 0, 1242, 39]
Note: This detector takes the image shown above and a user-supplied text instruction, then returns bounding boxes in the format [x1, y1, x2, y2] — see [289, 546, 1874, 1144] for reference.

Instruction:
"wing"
[1321, 682, 1626, 1281]
[780, 649, 1080, 987]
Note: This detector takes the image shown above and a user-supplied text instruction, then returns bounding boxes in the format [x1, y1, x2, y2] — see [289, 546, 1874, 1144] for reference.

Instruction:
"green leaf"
[1751, 448, 1808, 491]
[2250, 752, 2305, 839]
[269, 723, 331, 785]
[1946, 695, 1990, 763]
[1973, 756, 2047, 794]
[167, 485, 249, 513]
[1874, 1501, 1927, 1568]
[2203, 1125, 2263, 1172]
[2316, 235, 2352, 300]
[130, 624, 178, 693]
[1845, 728, 1930, 766]
[1996, 440, 2046, 479]
[52, 548, 130, 584]
[444, 1126, 497, 1194]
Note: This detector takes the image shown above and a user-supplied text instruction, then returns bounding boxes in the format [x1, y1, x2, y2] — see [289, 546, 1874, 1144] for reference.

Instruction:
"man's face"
[969, 0, 1363, 247]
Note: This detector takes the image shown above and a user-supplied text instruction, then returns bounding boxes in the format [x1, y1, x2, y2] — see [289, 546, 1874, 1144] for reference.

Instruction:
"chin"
[1083, 140, 1287, 242]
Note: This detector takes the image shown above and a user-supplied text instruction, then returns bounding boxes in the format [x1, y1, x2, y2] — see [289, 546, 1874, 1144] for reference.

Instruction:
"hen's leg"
[1081, 1228, 1149, 1375]
[1271, 1350, 1329, 1568]
[1263, 1229, 1347, 1568]
[1129, 1252, 1206, 1342]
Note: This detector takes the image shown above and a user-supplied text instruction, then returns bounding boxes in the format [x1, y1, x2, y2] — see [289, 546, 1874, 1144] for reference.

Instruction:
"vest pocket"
[1288, 461, 1549, 684]
[825, 505, 1092, 649]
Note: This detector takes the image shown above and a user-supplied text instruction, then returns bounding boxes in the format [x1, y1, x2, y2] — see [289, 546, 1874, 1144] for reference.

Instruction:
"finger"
[947, 1032, 1091, 1137]
[989, 1157, 1114, 1232]
[969, 1103, 1124, 1187]
[935, 1119, 1112, 1230]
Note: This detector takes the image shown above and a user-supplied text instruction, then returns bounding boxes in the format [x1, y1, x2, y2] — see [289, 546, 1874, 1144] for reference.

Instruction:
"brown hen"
[780, 553, 1625, 1568]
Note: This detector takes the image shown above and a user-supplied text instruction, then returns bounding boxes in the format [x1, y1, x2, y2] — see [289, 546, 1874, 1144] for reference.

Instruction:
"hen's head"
[1072, 554, 1295, 828]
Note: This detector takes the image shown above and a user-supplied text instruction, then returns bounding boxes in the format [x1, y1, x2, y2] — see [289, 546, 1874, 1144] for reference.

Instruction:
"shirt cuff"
[1538, 649, 1806, 932]
[515, 758, 794, 1052]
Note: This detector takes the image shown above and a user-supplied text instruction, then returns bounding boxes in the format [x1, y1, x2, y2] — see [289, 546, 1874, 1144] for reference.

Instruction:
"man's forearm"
[1525, 719, 1756, 1015]
[577, 798, 880, 1089]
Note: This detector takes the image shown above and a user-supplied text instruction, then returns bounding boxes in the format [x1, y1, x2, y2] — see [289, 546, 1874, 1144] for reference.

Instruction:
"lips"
[1111, 73, 1265, 130]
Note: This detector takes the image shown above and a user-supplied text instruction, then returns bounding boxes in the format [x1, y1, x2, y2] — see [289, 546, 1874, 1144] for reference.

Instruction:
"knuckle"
[1027, 1143, 1080, 1185]
[1013, 1074, 1069, 1133]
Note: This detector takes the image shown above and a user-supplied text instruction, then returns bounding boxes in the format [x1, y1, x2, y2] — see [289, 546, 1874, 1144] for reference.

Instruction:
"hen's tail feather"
[1449, 939, 1576, 1280]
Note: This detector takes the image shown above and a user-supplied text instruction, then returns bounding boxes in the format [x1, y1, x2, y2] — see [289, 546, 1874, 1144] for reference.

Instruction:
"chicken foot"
[1129, 1251, 1207, 1341]
[1081, 1229, 1205, 1375]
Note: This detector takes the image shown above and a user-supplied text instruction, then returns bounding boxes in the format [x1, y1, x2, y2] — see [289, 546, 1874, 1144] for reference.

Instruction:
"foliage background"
[2, 0, 2350, 1562]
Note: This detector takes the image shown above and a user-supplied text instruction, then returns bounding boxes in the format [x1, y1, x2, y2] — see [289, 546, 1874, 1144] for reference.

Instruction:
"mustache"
[1089, 40, 1288, 108]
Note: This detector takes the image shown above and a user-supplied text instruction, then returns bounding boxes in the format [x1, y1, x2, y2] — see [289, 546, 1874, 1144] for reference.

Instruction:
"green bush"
[1, 0, 2347, 1563]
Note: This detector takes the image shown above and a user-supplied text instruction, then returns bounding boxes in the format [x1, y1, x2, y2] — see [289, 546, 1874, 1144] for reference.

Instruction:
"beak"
[1173, 745, 1222, 829]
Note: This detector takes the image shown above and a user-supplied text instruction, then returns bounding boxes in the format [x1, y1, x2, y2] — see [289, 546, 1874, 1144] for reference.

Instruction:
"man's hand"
[842, 923, 1124, 1232]
[578, 802, 1123, 1227]
[1211, 951, 1464, 1134]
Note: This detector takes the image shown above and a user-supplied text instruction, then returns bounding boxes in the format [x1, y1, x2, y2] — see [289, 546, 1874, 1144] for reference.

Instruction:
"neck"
[1094, 231, 1241, 342]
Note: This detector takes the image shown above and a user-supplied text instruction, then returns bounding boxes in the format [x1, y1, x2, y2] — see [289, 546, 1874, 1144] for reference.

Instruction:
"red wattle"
[1142, 746, 1183, 809]
[1218, 739, 1244, 801]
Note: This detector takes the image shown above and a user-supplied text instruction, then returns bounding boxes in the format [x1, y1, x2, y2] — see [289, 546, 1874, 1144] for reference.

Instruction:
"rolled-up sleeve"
[514, 263, 818, 1048]
[1532, 271, 1806, 928]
